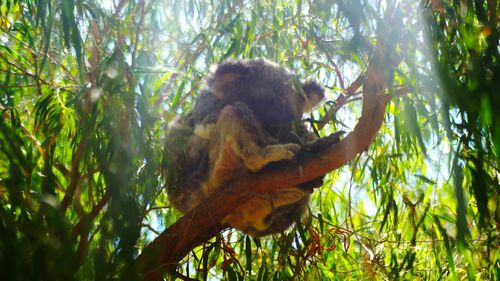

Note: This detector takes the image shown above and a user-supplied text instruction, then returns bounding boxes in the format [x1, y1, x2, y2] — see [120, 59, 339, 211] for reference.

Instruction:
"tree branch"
[317, 71, 365, 130]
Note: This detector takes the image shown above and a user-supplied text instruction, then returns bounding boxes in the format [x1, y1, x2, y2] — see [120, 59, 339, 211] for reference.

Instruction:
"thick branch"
[137, 53, 389, 279]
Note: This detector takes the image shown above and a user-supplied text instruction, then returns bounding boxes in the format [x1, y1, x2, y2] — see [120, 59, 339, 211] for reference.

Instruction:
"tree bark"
[137, 45, 391, 280]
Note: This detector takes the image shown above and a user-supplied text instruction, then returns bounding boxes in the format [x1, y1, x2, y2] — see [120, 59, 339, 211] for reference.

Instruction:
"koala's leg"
[209, 104, 300, 176]
[223, 187, 308, 237]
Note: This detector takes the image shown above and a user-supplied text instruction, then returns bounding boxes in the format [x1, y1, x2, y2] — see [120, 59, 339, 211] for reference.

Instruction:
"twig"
[0, 84, 37, 88]
[317, 72, 366, 130]
[60, 138, 87, 212]
[131, 0, 146, 71]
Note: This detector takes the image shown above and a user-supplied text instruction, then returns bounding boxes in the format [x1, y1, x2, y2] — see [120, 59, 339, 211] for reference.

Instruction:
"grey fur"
[164, 59, 325, 236]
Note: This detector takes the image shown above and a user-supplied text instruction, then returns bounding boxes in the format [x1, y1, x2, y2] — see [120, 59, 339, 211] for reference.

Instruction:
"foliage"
[0, 0, 498, 280]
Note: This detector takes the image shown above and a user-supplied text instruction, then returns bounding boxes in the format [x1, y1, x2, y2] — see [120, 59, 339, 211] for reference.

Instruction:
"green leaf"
[245, 235, 252, 274]
[452, 155, 469, 246]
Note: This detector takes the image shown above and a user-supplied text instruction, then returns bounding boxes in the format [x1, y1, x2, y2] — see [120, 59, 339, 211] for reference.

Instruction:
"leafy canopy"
[0, 0, 498, 280]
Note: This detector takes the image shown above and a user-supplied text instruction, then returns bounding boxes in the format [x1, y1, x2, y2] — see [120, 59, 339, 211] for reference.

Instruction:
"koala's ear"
[207, 62, 249, 100]
[300, 81, 325, 112]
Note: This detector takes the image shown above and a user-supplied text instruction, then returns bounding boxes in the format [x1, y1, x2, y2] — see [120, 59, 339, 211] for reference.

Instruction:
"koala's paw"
[267, 143, 301, 161]
[280, 143, 301, 155]
[244, 143, 300, 172]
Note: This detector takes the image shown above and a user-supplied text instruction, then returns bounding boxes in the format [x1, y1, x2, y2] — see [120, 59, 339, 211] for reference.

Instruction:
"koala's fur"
[164, 59, 325, 237]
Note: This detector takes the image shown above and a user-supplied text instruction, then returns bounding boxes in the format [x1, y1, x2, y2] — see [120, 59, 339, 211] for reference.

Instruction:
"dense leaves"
[0, 0, 498, 280]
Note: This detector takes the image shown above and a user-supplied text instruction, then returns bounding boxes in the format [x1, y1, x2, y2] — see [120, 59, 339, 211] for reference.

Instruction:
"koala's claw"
[301, 130, 346, 152]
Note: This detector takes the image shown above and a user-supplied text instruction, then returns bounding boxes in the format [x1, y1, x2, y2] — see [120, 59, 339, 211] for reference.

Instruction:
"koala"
[164, 59, 325, 237]
[207, 59, 324, 139]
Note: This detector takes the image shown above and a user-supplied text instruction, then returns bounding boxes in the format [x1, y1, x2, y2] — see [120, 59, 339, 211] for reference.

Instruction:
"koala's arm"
[205, 103, 301, 192]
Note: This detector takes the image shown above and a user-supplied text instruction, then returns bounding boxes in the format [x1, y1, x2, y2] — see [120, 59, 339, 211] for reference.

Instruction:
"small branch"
[60, 138, 87, 213]
[6, 32, 76, 81]
[176, 273, 199, 281]
[131, 0, 146, 71]
[71, 189, 111, 238]
[317, 73, 366, 130]
[72, 189, 111, 268]
[0, 53, 50, 86]
[0, 84, 37, 88]
[323, 51, 346, 91]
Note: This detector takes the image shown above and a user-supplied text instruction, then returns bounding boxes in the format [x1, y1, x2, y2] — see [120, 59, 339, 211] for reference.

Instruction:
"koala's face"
[207, 59, 324, 125]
